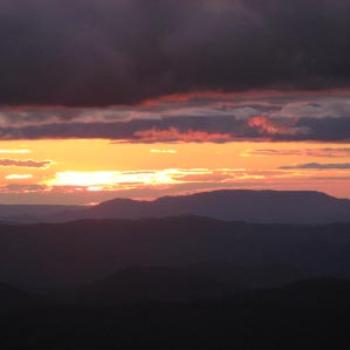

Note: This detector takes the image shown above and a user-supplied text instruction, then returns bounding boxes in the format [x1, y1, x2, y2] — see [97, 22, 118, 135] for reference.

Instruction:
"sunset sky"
[0, 1, 349, 204]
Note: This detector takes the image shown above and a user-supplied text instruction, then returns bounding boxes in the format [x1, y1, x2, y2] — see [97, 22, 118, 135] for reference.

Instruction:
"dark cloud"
[1, 0, 350, 106]
[0, 159, 52, 168]
[280, 163, 350, 170]
[0, 114, 348, 142]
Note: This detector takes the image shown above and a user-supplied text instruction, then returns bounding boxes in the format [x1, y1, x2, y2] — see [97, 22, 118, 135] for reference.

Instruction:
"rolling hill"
[1, 217, 349, 289]
[52, 190, 350, 224]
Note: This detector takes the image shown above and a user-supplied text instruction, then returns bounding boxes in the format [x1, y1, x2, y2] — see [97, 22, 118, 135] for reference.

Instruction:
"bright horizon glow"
[46, 170, 178, 187]
[46, 169, 214, 188]
[0, 139, 345, 204]
[0, 138, 344, 205]
[0, 90, 348, 204]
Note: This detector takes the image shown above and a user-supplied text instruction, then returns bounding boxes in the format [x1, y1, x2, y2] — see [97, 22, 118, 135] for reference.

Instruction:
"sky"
[0, 0, 349, 204]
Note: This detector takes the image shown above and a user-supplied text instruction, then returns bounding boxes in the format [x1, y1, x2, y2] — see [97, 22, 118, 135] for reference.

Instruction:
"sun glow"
[0, 139, 347, 203]
[45, 169, 201, 188]
[5, 174, 33, 180]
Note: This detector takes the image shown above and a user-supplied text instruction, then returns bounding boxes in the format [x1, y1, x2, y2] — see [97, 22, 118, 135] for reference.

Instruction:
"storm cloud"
[1, 0, 350, 106]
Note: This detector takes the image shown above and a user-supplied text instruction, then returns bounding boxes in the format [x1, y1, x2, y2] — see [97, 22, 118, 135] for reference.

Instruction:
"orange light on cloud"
[134, 128, 232, 143]
[248, 115, 297, 136]
[141, 89, 350, 106]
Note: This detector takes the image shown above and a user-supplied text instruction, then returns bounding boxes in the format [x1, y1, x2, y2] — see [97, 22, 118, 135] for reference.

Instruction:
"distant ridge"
[0, 204, 81, 223]
[1, 218, 350, 288]
[53, 190, 350, 224]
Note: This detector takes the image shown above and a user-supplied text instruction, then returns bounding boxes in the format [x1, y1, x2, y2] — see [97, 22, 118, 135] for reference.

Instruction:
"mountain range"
[1, 216, 350, 289]
[2, 276, 350, 350]
[1, 191, 350, 348]
[1, 190, 349, 224]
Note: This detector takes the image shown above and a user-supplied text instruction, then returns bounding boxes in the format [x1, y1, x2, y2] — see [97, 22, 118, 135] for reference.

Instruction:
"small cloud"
[150, 149, 177, 154]
[242, 147, 350, 158]
[247, 115, 304, 136]
[242, 148, 301, 157]
[280, 163, 350, 170]
[0, 149, 31, 155]
[134, 128, 232, 143]
[0, 159, 52, 168]
[5, 174, 33, 180]
[2, 184, 46, 193]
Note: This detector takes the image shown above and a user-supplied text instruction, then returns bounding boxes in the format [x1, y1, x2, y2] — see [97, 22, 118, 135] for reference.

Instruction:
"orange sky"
[0, 0, 349, 206]
[0, 90, 349, 204]
[0, 139, 348, 204]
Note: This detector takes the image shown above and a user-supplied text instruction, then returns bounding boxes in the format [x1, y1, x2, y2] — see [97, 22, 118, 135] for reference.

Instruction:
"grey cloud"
[0, 114, 348, 142]
[0, 1, 350, 106]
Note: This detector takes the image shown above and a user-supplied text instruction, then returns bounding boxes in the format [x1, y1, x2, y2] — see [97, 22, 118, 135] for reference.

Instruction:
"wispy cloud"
[242, 148, 350, 158]
[0, 114, 348, 143]
[247, 115, 303, 136]
[280, 163, 350, 170]
[150, 149, 177, 154]
[0, 93, 349, 143]
[45, 167, 304, 192]
[133, 128, 232, 143]
[0, 149, 31, 155]
[46, 169, 214, 191]
[0, 159, 52, 168]
[0, 166, 348, 204]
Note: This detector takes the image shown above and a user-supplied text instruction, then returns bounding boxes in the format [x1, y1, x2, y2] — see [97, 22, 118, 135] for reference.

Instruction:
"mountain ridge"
[0, 190, 348, 224]
[1, 218, 349, 289]
[53, 189, 350, 224]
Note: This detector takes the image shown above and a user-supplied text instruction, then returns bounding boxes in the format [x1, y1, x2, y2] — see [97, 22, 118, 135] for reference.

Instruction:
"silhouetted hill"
[73, 264, 303, 304]
[2, 278, 350, 349]
[76, 267, 218, 303]
[0, 204, 81, 223]
[0, 190, 348, 224]
[54, 190, 350, 224]
[1, 217, 350, 289]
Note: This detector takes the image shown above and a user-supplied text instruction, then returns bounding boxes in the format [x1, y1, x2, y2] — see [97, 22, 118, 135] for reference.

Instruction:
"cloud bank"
[1, 0, 350, 106]
[0, 114, 348, 142]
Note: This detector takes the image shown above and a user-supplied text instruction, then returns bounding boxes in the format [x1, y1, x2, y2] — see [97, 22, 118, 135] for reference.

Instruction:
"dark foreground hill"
[71, 264, 304, 305]
[1, 217, 350, 289]
[0, 282, 40, 312]
[53, 190, 350, 224]
[2, 215, 350, 349]
[2, 278, 350, 350]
